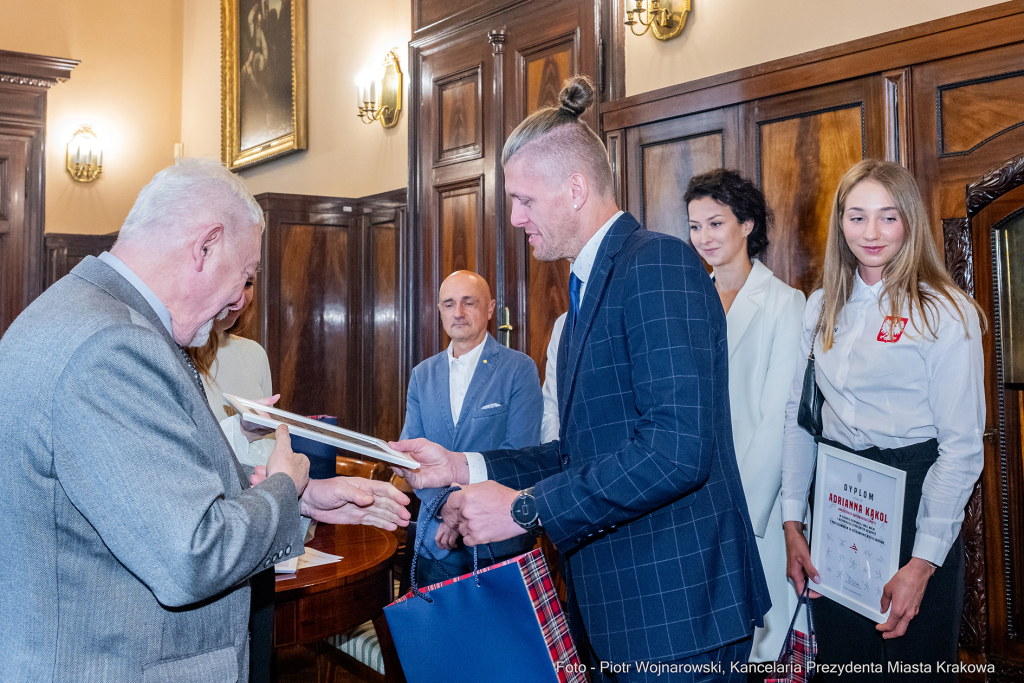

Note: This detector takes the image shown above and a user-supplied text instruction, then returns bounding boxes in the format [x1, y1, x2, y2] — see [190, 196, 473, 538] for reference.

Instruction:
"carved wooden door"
[0, 136, 31, 335]
[410, 0, 600, 379]
[414, 24, 500, 356]
[499, 0, 598, 381]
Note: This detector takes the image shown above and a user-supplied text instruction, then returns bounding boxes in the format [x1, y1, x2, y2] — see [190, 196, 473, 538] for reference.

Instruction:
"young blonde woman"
[686, 170, 806, 671]
[781, 159, 986, 681]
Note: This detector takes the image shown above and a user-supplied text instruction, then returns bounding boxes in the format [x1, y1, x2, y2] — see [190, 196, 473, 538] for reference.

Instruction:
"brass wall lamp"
[357, 49, 403, 128]
[625, 0, 690, 41]
[66, 125, 103, 182]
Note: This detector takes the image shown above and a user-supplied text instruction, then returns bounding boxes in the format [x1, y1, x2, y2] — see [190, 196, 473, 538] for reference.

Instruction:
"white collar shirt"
[98, 252, 174, 337]
[781, 272, 985, 565]
[447, 336, 487, 425]
[570, 211, 623, 302]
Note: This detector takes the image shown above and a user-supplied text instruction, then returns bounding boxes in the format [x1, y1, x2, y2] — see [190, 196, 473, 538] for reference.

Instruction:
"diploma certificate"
[809, 443, 906, 623]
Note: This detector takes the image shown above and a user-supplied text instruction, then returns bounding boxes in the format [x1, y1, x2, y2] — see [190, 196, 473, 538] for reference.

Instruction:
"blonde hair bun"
[558, 76, 595, 118]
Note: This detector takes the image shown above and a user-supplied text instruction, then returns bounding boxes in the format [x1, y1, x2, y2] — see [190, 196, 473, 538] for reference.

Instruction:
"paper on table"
[275, 546, 344, 574]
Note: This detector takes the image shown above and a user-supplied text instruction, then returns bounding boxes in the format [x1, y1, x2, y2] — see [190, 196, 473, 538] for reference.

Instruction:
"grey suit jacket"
[0, 257, 305, 682]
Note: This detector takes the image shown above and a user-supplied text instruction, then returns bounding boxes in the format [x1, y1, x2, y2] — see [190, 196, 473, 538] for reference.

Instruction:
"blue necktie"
[567, 272, 582, 335]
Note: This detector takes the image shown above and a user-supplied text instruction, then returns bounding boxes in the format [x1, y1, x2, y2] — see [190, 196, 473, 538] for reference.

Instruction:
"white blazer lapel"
[724, 259, 772, 359]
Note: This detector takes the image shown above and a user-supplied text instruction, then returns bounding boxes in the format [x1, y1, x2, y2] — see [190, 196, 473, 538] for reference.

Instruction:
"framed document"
[223, 393, 419, 470]
[810, 443, 906, 623]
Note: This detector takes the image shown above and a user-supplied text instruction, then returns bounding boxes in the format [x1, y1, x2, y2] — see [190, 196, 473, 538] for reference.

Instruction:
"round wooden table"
[273, 523, 398, 649]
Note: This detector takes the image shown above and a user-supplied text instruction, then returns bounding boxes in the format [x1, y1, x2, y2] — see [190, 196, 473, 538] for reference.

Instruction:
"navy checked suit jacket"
[484, 213, 771, 663]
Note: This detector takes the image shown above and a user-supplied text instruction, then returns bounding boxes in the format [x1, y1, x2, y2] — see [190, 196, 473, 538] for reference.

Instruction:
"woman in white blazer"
[686, 170, 807, 669]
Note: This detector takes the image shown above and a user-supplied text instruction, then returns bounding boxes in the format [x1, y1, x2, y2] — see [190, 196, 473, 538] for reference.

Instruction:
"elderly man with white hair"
[0, 158, 409, 683]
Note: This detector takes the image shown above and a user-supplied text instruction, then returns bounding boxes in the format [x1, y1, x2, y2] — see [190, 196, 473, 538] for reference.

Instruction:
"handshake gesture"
[248, 422, 412, 531]
[388, 438, 530, 546]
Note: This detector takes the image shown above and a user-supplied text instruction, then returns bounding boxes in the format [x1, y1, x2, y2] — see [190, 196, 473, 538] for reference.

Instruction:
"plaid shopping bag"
[384, 487, 585, 683]
[766, 585, 817, 683]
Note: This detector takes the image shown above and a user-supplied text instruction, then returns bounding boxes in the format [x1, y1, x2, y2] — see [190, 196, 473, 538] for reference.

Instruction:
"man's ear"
[487, 298, 496, 320]
[192, 223, 225, 272]
[569, 173, 590, 209]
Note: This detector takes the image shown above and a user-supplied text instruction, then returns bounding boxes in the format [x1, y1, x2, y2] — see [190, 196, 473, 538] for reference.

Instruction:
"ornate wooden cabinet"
[0, 50, 76, 336]
[254, 190, 410, 441]
[601, 4, 1024, 677]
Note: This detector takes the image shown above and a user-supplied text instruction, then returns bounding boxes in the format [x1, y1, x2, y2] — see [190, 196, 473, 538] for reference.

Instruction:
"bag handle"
[408, 485, 495, 603]
[775, 583, 816, 662]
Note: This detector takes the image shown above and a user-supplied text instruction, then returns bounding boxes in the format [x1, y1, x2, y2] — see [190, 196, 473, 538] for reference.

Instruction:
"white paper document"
[810, 443, 906, 623]
[223, 393, 419, 469]
[275, 546, 343, 574]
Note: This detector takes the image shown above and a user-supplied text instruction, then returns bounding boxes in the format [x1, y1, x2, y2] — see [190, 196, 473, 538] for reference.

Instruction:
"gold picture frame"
[221, 0, 307, 171]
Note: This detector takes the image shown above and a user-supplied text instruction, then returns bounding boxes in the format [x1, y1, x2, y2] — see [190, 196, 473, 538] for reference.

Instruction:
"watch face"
[512, 492, 538, 526]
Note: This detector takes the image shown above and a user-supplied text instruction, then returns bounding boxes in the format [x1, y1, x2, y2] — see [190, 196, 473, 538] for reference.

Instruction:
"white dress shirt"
[571, 211, 623, 300]
[541, 313, 567, 443]
[447, 337, 487, 425]
[781, 273, 985, 565]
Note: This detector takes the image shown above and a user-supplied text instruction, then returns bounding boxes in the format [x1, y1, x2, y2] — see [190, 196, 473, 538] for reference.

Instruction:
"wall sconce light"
[357, 50, 402, 128]
[625, 0, 690, 41]
[66, 126, 103, 182]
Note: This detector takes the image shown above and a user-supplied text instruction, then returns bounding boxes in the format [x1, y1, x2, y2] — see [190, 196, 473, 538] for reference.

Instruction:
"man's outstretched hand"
[387, 438, 470, 489]
[251, 468, 411, 530]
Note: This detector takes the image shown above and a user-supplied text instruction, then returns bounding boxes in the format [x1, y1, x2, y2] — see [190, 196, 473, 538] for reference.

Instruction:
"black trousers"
[813, 438, 964, 683]
[249, 567, 276, 683]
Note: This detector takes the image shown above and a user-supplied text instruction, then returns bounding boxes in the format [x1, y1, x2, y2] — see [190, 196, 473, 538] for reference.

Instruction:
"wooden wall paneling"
[912, 42, 1024, 245]
[968, 170, 1024, 663]
[882, 68, 913, 168]
[503, 0, 594, 374]
[606, 129, 625, 209]
[43, 232, 119, 287]
[256, 194, 361, 428]
[751, 78, 885, 295]
[0, 51, 76, 336]
[489, 29, 509, 348]
[624, 107, 743, 244]
[413, 0, 527, 38]
[414, 26, 495, 360]
[360, 189, 410, 441]
[0, 136, 29, 334]
[600, 5, 1024, 133]
[436, 176, 487, 350]
[601, 0, 626, 102]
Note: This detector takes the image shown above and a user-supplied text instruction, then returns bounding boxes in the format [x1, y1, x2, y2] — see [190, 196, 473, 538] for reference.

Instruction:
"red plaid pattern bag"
[387, 547, 585, 683]
[766, 585, 817, 683]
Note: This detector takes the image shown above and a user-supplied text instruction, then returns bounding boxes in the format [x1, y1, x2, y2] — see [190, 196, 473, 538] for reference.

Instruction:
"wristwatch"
[511, 487, 544, 536]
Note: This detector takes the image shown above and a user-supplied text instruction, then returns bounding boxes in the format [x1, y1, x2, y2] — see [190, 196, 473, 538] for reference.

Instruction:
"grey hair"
[501, 76, 613, 197]
[118, 157, 264, 245]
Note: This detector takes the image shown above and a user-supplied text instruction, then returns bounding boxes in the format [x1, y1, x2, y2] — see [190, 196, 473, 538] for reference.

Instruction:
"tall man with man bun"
[392, 77, 770, 681]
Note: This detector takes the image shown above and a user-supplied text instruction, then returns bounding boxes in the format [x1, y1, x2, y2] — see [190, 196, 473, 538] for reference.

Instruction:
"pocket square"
[481, 403, 502, 410]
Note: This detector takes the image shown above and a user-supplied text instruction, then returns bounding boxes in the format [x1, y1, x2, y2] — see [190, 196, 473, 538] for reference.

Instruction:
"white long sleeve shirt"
[541, 313, 567, 443]
[781, 274, 985, 566]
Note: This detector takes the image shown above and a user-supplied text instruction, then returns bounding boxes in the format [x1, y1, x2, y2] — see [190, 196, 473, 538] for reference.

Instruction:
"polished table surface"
[273, 523, 398, 649]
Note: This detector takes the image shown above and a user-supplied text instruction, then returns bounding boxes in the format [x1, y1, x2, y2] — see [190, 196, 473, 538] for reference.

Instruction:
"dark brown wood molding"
[989, 656, 1024, 682]
[961, 481, 989, 652]
[601, 1, 1024, 130]
[0, 49, 78, 87]
[943, 217, 974, 298]
[966, 152, 1024, 217]
[411, 0, 532, 45]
